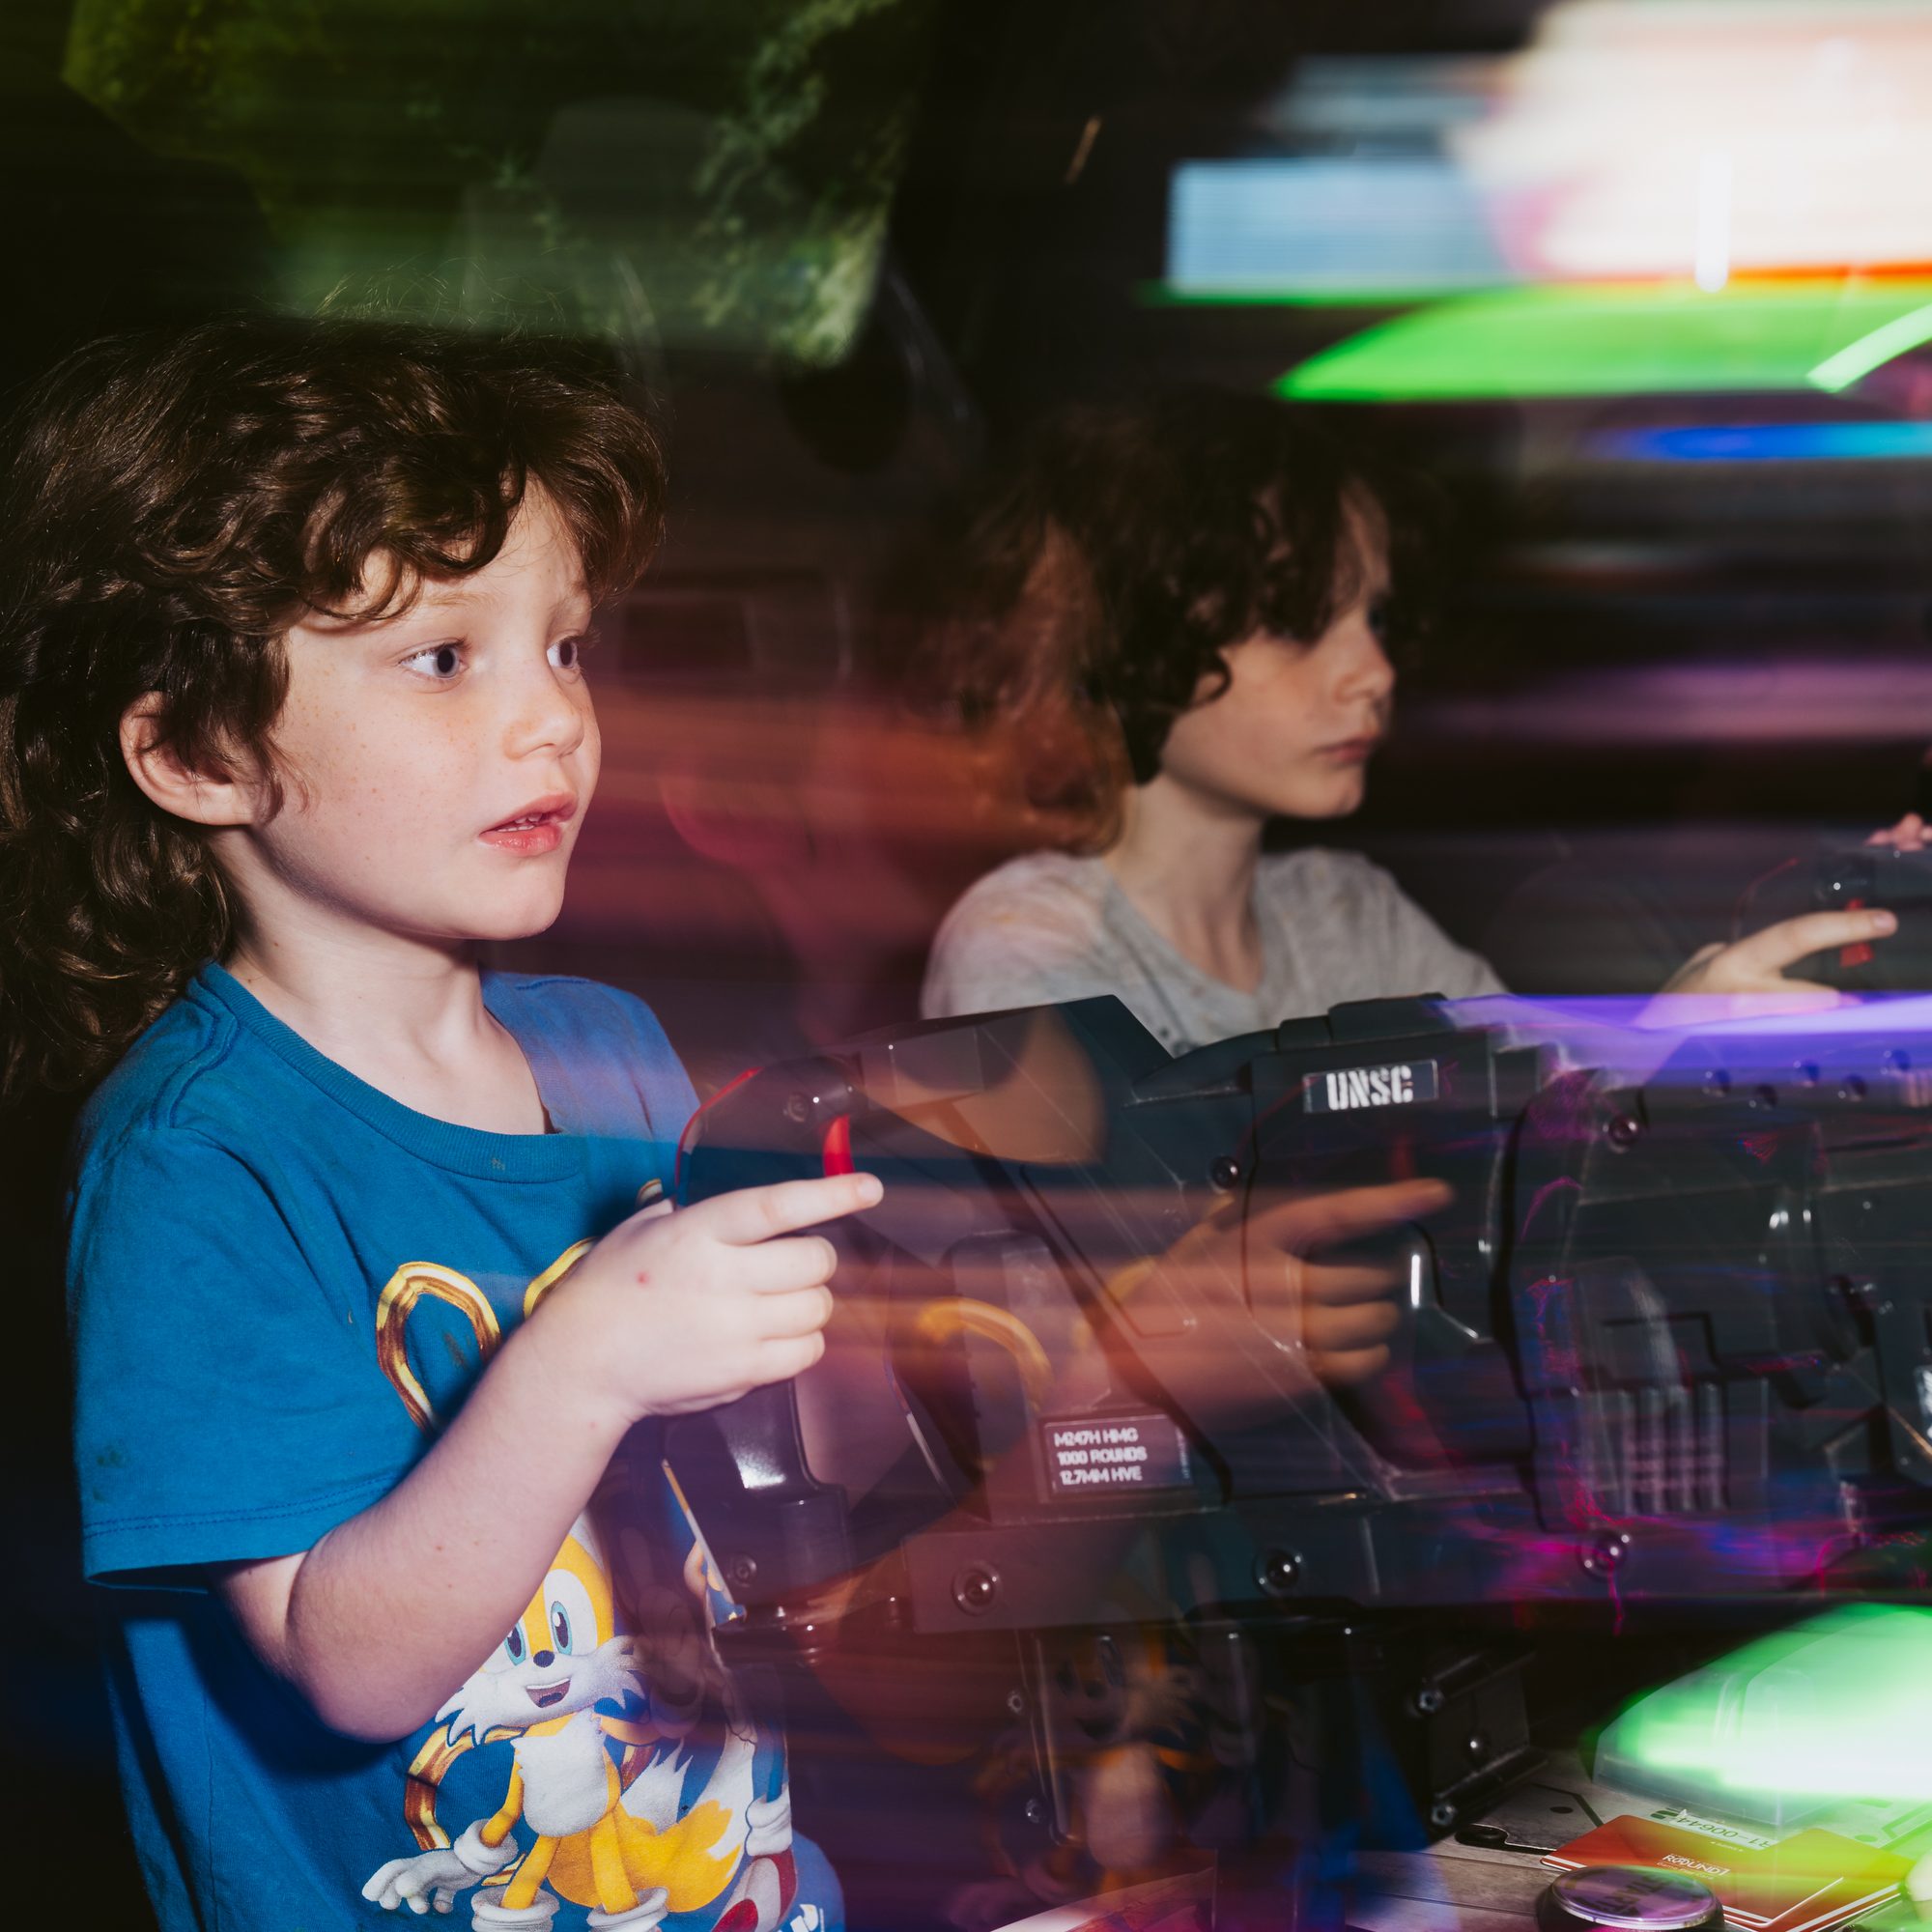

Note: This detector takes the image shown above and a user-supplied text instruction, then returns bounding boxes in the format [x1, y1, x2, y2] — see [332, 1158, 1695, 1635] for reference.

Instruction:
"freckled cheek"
[298, 703, 471, 854]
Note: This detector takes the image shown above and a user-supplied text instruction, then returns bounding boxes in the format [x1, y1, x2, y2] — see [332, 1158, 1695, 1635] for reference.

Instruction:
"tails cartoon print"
[361, 1252, 801, 1931]
[363, 1514, 796, 1930]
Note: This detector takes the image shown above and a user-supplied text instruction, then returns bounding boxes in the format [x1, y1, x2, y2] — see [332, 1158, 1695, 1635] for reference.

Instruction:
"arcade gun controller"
[665, 994, 1932, 1639]
[1735, 844, 1932, 991]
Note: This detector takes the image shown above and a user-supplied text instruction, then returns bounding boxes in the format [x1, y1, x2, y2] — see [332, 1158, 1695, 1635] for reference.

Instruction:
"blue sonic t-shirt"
[69, 963, 839, 1932]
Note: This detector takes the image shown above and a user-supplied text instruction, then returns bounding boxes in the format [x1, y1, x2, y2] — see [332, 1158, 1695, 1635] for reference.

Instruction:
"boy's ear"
[118, 694, 267, 828]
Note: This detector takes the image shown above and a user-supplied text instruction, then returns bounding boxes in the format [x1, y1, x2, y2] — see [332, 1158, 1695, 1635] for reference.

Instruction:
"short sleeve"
[70, 1126, 414, 1584]
[1359, 863, 1509, 1002]
[608, 987, 699, 1147]
[921, 874, 1114, 1019]
[490, 976, 697, 1154]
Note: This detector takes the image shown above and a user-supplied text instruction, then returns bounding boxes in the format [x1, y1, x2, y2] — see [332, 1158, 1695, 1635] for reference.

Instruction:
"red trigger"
[1841, 896, 1874, 971]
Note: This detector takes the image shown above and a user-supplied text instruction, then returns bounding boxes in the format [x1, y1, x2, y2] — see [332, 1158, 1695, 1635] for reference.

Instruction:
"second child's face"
[237, 490, 600, 952]
[1153, 533, 1396, 825]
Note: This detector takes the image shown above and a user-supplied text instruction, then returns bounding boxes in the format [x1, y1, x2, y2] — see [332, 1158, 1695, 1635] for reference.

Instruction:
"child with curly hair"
[917, 391, 1895, 1047]
[2, 316, 872, 1932]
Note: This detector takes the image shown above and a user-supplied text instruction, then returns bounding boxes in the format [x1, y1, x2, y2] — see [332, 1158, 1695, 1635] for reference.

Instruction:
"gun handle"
[664, 1383, 854, 1608]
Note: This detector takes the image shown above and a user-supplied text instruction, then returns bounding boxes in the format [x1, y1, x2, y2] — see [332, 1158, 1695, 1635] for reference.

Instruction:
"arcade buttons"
[1537, 1866, 1724, 1932]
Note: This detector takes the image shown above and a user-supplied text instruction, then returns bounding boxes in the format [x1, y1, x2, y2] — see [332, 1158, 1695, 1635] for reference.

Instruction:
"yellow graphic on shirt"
[361, 1245, 800, 1932]
[372, 1243, 589, 1432]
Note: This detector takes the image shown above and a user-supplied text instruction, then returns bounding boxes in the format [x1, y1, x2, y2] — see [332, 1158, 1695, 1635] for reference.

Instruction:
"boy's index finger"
[1246, 1178, 1451, 1254]
[704, 1171, 883, 1246]
[1738, 906, 1895, 975]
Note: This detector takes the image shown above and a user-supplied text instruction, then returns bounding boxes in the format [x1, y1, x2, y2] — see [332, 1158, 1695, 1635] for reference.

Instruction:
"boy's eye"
[404, 642, 465, 680]
[548, 634, 588, 673]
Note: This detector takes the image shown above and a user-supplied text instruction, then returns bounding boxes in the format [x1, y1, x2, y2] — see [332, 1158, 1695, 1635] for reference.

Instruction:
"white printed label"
[1304, 1058, 1439, 1115]
[1043, 1415, 1191, 1497]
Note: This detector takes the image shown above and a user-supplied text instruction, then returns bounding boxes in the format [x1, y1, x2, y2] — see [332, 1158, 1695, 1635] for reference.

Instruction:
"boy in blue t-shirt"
[0, 318, 876, 1932]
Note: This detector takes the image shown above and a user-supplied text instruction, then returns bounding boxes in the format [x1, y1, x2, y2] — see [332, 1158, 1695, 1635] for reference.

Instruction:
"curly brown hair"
[909, 389, 1430, 849]
[0, 315, 667, 1099]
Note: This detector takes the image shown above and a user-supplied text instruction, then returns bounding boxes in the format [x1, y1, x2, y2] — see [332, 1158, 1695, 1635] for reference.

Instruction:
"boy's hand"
[1247, 1179, 1451, 1385]
[1868, 811, 1932, 851]
[528, 1171, 882, 1428]
[1139, 1177, 1451, 1403]
[1650, 906, 1895, 1020]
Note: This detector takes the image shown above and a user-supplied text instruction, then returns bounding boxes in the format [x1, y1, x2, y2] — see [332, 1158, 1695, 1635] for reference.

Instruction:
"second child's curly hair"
[908, 389, 1432, 849]
[0, 315, 667, 1099]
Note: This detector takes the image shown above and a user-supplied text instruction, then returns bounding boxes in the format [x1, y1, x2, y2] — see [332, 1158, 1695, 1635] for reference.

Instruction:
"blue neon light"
[1593, 422, 1932, 464]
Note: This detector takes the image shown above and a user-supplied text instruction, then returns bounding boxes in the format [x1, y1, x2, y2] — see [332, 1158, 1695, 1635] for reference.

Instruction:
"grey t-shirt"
[921, 847, 1506, 1054]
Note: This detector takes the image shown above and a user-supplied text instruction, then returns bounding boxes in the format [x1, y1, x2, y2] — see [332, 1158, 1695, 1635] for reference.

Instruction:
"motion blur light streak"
[1809, 298, 1932, 391]
[1209, 3, 1932, 404]
[1590, 422, 1932, 462]
[1596, 1606, 1932, 1810]
[1406, 657, 1932, 748]
[1162, 54, 1514, 300]
[1166, 157, 1513, 299]
[1457, 1, 1932, 284]
[1693, 150, 1734, 295]
[1168, 3, 1932, 312]
[1278, 280, 1932, 401]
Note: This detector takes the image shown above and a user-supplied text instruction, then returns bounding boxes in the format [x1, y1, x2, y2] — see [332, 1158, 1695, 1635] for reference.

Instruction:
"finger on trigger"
[717, 1172, 882, 1245]
[1758, 906, 1894, 969]
[1252, 1179, 1450, 1251]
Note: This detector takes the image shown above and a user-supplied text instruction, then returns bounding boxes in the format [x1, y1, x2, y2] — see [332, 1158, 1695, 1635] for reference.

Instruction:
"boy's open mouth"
[480, 794, 577, 853]
[526, 1677, 572, 1709]
[483, 793, 576, 834]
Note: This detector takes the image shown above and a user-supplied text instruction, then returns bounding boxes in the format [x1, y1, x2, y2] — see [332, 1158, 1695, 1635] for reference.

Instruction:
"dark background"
[8, 0, 1932, 1921]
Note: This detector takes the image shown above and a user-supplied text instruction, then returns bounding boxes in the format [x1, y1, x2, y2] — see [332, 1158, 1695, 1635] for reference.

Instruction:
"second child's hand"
[1129, 1177, 1453, 1408]
[1869, 811, 1932, 851]
[791, 1172, 1453, 1767]
[1649, 906, 1896, 1020]
[1646, 819, 1926, 1023]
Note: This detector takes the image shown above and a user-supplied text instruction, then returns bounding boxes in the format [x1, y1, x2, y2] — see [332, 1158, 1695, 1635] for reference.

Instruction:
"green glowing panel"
[1595, 1605, 1932, 1829]
[1277, 282, 1932, 401]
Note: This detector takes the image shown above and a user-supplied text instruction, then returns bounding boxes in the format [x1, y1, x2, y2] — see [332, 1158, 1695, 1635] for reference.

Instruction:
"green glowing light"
[1809, 300, 1932, 392]
[1596, 1605, 1932, 1822]
[1274, 281, 1932, 402]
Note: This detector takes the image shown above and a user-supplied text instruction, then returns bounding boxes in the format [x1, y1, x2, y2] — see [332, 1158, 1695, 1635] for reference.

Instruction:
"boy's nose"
[1334, 616, 1396, 706]
[505, 669, 587, 759]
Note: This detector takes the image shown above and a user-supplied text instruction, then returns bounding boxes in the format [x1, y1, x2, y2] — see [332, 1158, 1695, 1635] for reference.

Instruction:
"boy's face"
[224, 489, 600, 952]
[1152, 519, 1395, 826]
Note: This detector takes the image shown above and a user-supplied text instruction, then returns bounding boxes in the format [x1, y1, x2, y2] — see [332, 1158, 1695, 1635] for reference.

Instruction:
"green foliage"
[63, 0, 936, 362]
